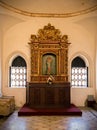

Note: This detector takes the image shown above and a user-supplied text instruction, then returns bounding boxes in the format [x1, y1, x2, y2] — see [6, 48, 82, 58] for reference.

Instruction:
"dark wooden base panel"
[26, 83, 71, 108]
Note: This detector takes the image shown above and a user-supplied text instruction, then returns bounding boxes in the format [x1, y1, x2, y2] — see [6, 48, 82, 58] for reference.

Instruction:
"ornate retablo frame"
[28, 23, 71, 83]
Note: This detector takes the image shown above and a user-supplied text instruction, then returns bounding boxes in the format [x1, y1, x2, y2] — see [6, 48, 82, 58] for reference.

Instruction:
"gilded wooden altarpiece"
[28, 23, 71, 83]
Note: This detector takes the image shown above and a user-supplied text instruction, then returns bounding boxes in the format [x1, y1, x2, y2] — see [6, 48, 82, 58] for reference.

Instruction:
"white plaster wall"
[0, 28, 3, 97]
[0, 30, 2, 96]
[95, 33, 97, 101]
[1, 17, 96, 107]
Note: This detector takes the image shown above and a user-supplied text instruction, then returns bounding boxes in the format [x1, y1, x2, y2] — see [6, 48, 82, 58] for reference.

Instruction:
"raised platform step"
[93, 103, 97, 111]
[18, 104, 82, 116]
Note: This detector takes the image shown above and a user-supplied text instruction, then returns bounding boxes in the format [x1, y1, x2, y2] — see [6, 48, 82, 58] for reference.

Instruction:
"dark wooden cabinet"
[26, 82, 71, 108]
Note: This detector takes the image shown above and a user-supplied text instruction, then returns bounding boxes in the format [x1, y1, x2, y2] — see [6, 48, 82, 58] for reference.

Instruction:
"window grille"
[71, 67, 88, 87]
[71, 56, 88, 87]
[10, 56, 27, 88]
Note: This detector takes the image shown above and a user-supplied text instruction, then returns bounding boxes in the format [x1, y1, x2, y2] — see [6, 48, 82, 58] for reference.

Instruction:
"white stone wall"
[0, 6, 97, 107]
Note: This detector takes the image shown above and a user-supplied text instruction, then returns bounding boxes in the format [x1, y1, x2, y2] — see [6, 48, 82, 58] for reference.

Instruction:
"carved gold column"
[30, 43, 38, 75]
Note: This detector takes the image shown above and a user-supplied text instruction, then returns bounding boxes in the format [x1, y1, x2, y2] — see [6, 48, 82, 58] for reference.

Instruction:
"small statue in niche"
[46, 56, 53, 74]
[47, 75, 54, 85]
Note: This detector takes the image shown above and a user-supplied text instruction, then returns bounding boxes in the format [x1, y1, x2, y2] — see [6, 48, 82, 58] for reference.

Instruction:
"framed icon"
[42, 53, 56, 75]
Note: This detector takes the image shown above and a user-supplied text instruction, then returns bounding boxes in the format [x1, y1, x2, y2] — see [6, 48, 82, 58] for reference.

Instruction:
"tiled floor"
[0, 107, 97, 130]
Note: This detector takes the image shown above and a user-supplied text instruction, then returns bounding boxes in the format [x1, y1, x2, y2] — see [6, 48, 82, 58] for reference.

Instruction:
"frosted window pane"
[82, 69, 85, 73]
[79, 69, 81, 73]
[12, 81, 15, 86]
[72, 75, 74, 79]
[11, 75, 15, 79]
[72, 81, 74, 85]
[20, 69, 23, 73]
[16, 68, 19, 73]
[79, 75, 81, 79]
[16, 81, 19, 85]
[82, 75, 85, 79]
[24, 69, 26, 73]
[71, 67, 87, 87]
[23, 75, 25, 79]
[10, 67, 26, 88]
[20, 81, 22, 85]
[12, 68, 15, 73]
[75, 75, 77, 79]
[24, 81, 26, 85]
[79, 81, 81, 85]
[20, 75, 23, 79]
[75, 69, 77, 73]
[16, 75, 19, 79]
[72, 69, 74, 73]
[75, 81, 77, 85]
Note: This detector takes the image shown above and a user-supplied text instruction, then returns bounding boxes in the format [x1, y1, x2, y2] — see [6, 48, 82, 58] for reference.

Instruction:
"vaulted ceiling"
[0, 0, 97, 18]
[0, 0, 97, 34]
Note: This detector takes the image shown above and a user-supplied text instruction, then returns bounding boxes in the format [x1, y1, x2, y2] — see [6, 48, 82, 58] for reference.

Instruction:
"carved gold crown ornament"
[28, 23, 71, 83]
[30, 23, 68, 43]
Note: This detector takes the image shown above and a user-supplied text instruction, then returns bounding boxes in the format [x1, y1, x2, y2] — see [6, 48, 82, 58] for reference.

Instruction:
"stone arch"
[69, 51, 93, 87]
[5, 51, 30, 86]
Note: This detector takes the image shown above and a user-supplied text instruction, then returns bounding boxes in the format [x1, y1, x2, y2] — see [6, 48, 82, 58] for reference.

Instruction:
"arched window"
[71, 56, 88, 87]
[10, 56, 27, 88]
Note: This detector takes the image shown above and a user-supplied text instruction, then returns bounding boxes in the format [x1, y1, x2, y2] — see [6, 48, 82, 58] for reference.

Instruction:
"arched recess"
[69, 51, 93, 87]
[5, 51, 30, 87]
[11, 56, 26, 67]
[10, 56, 27, 87]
